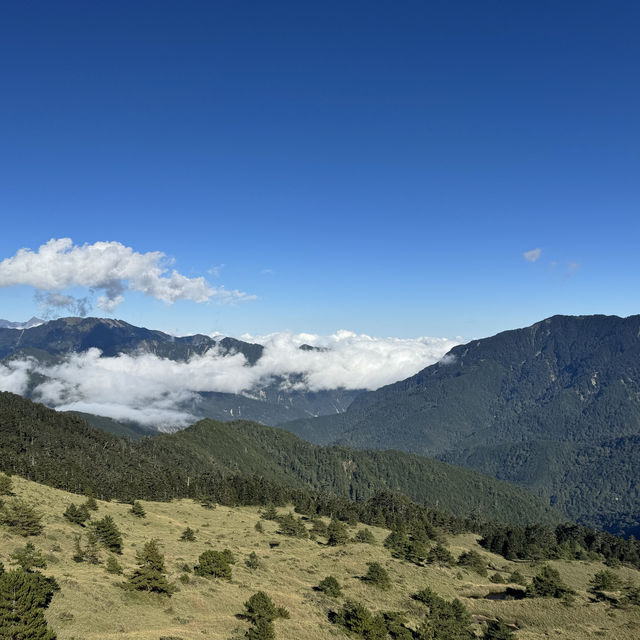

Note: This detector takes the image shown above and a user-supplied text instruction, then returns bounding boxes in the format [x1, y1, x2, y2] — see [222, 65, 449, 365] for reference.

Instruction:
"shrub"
[526, 565, 573, 599]
[508, 570, 527, 585]
[194, 550, 232, 579]
[483, 618, 517, 639]
[353, 528, 376, 545]
[332, 600, 387, 640]
[412, 587, 474, 639]
[10, 542, 47, 571]
[316, 575, 342, 597]
[246, 551, 261, 570]
[180, 527, 196, 541]
[64, 503, 90, 526]
[426, 543, 455, 567]
[489, 572, 504, 584]
[327, 518, 349, 546]
[254, 520, 264, 533]
[221, 548, 237, 565]
[362, 562, 391, 590]
[277, 513, 308, 538]
[84, 494, 98, 511]
[457, 550, 487, 576]
[589, 569, 622, 593]
[0, 473, 13, 496]
[260, 504, 279, 521]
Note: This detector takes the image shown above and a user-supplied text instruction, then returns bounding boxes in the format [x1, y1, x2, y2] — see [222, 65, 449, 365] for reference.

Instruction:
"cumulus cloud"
[0, 331, 461, 429]
[523, 248, 542, 262]
[0, 238, 253, 313]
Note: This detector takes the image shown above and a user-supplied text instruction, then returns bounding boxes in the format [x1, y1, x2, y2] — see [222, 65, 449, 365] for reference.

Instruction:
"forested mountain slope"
[0, 391, 559, 526]
[281, 315, 640, 534]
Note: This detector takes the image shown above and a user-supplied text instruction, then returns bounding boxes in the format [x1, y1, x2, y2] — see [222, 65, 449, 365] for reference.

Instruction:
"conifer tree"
[327, 518, 349, 546]
[63, 503, 90, 526]
[84, 531, 101, 564]
[0, 473, 13, 496]
[105, 555, 124, 575]
[180, 526, 196, 541]
[125, 539, 175, 595]
[483, 618, 517, 639]
[93, 515, 123, 553]
[130, 501, 146, 518]
[0, 498, 44, 536]
[10, 542, 47, 572]
[316, 575, 342, 597]
[194, 550, 232, 579]
[0, 569, 57, 640]
[84, 493, 98, 511]
[361, 562, 391, 590]
[246, 551, 260, 570]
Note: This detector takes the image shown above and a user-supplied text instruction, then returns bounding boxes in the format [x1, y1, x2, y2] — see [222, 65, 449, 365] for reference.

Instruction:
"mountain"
[0, 316, 43, 329]
[280, 314, 640, 535]
[0, 316, 361, 425]
[0, 391, 560, 526]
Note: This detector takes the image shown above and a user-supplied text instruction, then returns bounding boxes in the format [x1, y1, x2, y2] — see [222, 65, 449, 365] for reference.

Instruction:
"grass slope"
[1, 476, 639, 640]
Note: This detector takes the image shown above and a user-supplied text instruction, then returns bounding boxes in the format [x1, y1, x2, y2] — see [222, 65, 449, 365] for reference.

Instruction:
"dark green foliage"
[180, 527, 196, 541]
[316, 575, 342, 598]
[246, 552, 260, 570]
[381, 612, 414, 640]
[221, 548, 237, 565]
[589, 569, 622, 594]
[194, 550, 232, 579]
[125, 539, 175, 595]
[105, 555, 123, 575]
[0, 498, 43, 536]
[84, 493, 98, 511]
[362, 562, 390, 590]
[245, 617, 275, 640]
[332, 600, 387, 640]
[130, 501, 146, 518]
[457, 549, 487, 576]
[483, 618, 517, 639]
[277, 512, 308, 538]
[309, 517, 328, 537]
[426, 543, 455, 567]
[0, 473, 13, 496]
[412, 587, 474, 639]
[10, 542, 47, 572]
[63, 503, 90, 526]
[508, 570, 526, 586]
[260, 504, 279, 521]
[92, 515, 123, 553]
[83, 531, 101, 564]
[623, 585, 640, 607]
[200, 498, 216, 510]
[285, 314, 640, 534]
[0, 391, 558, 529]
[242, 591, 288, 639]
[353, 528, 376, 544]
[254, 520, 264, 533]
[526, 565, 573, 599]
[327, 518, 349, 546]
[489, 573, 504, 584]
[0, 569, 57, 640]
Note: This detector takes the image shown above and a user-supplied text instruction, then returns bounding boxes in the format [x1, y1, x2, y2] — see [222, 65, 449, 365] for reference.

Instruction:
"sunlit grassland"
[1, 476, 639, 639]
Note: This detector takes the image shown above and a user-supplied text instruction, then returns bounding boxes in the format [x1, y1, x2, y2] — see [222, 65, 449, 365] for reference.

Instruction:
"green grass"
[1, 476, 639, 639]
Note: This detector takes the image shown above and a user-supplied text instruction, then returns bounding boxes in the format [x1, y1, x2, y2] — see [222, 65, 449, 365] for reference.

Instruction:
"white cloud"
[0, 331, 461, 429]
[0, 238, 253, 313]
[523, 248, 542, 262]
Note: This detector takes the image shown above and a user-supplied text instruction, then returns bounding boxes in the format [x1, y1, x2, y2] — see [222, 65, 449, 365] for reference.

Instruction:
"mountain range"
[282, 314, 640, 535]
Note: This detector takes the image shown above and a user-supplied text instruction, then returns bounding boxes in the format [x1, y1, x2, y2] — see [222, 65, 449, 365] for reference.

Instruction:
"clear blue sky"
[1, 1, 638, 339]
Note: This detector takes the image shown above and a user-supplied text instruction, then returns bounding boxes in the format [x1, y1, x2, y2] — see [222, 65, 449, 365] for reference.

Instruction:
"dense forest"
[283, 314, 640, 535]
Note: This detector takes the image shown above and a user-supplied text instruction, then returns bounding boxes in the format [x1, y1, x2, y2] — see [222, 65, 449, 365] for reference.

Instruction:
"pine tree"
[361, 562, 391, 590]
[0, 498, 44, 536]
[245, 617, 275, 640]
[327, 518, 349, 546]
[64, 503, 90, 526]
[260, 504, 279, 521]
[246, 551, 260, 570]
[483, 618, 517, 639]
[353, 528, 376, 544]
[130, 501, 146, 518]
[10, 542, 47, 572]
[84, 531, 101, 564]
[0, 473, 13, 496]
[180, 526, 196, 541]
[316, 575, 342, 597]
[93, 515, 123, 553]
[194, 550, 232, 579]
[105, 555, 123, 575]
[125, 539, 175, 595]
[276, 512, 308, 538]
[527, 565, 573, 599]
[72, 535, 84, 563]
[84, 493, 98, 511]
[426, 543, 455, 566]
[0, 569, 57, 640]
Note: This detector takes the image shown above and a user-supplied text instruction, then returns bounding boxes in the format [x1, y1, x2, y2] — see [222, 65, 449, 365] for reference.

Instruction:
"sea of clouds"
[0, 331, 460, 429]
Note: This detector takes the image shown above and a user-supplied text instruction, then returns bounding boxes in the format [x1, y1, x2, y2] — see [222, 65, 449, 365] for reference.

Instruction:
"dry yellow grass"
[1, 476, 639, 639]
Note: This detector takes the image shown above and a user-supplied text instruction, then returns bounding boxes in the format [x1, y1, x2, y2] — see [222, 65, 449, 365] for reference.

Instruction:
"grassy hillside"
[0, 392, 560, 526]
[281, 315, 640, 534]
[1, 475, 640, 639]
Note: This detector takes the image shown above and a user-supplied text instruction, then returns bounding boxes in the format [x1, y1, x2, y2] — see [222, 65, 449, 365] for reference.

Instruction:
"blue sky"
[1, 1, 639, 340]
